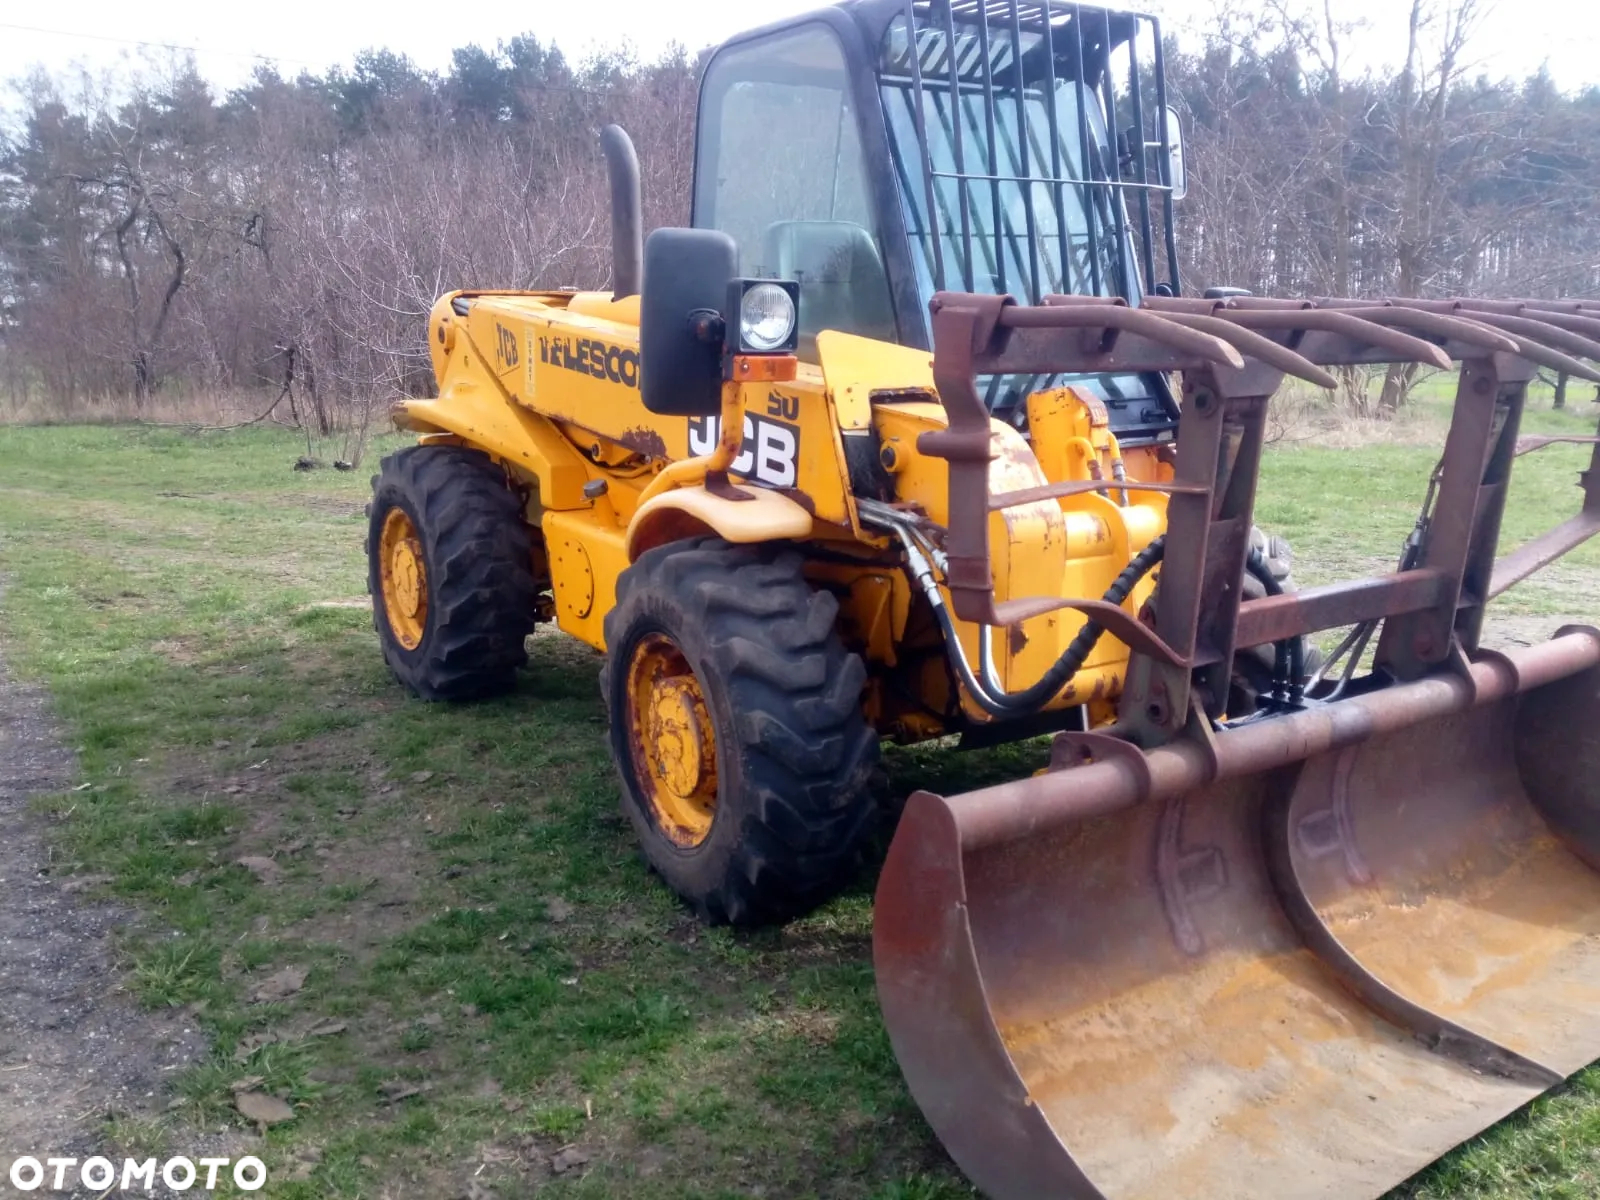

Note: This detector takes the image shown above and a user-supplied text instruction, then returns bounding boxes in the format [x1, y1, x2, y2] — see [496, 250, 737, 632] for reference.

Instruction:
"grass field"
[0, 392, 1598, 1198]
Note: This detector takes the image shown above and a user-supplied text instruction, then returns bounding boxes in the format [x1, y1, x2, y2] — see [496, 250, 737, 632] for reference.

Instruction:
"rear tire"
[366, 445, 538, 700]
[602, 537, 879, 926]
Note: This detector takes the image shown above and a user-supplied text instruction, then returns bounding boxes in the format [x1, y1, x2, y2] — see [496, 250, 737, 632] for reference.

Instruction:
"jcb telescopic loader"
[367, 0, 1600, 1195]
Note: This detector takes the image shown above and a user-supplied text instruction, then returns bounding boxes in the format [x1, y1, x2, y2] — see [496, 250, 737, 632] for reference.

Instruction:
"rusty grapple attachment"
[876, 292, 1600, 1199]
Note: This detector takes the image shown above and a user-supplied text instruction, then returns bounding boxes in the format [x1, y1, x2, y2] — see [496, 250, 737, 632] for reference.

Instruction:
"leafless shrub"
[0, 43, 698, 455]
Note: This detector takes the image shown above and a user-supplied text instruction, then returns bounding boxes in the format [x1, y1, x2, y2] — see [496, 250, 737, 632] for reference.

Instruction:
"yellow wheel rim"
[626, 633, 718, 848]
[379, 507, 428, 650]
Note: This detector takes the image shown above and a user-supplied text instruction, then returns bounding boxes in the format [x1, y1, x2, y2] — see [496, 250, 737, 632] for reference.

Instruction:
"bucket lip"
[943, 627, 1600, 853]
[872, 790, 1109, 1200]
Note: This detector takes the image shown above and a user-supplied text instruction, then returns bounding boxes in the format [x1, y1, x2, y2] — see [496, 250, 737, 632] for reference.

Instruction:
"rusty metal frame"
[1491, 430, 1600, 598]
[919, 290, 1600, 745]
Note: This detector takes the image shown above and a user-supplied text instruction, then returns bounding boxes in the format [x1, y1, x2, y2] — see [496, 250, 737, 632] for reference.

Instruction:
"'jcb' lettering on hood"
[538, 335, 639, 388]
[688, 414, 799, 488]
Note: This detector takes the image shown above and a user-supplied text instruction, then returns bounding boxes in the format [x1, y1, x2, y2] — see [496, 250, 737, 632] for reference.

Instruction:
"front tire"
[602, 537, 879, 926]
[366, 445, 538, 700]
[1232, 528, 1322, 712]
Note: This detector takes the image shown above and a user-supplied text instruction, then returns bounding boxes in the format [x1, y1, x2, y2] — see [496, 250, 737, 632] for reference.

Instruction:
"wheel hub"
[378, 508, 429, 650]
[627, 633, 718, 846]
[651, 679, 710, 799]
[391, 543, 423, 616]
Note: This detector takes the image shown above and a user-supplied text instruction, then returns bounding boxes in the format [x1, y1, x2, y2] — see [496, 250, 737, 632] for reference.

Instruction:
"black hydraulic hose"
[926, 599, 1012, 719]
[918, 530, 1302, 719]
[955, 535, 1167, 718]
[1035, 535, 1168, 709]
[1242, 548, 1304, 705]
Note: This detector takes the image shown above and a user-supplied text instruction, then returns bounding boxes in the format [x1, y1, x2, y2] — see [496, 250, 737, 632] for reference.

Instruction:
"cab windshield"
[692, 24, 895, 361]
[691, 7, 1178, 440]
[877, 3, 1171, 436]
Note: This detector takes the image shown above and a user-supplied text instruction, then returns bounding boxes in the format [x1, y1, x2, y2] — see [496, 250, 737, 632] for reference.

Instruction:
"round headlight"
[739, 283, 796, 352]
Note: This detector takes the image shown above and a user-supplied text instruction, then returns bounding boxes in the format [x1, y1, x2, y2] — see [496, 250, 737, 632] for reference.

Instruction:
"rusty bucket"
[875, 629, 1600, 1200]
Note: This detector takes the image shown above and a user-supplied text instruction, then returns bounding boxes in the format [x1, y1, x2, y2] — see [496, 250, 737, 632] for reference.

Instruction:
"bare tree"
[5, 18, 1598, 433]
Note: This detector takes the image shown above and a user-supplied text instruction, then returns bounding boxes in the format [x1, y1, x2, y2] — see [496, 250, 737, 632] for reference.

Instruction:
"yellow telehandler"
[367, 0, 1600, 1195]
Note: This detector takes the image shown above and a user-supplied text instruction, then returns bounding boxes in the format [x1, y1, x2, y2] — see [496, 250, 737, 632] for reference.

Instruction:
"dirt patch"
[290, 495, 367, 519]
[1479, 564, 1600, 651]
[0, 633, 211, 1193]
[1482, 612, 1598, 650]
[288, 832, 428, 952]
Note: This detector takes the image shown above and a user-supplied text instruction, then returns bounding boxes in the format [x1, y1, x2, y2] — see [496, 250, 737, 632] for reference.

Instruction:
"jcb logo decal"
[688, 414, 799, 488]
[538, 334, 639, 389]
[494, 322, 519, 369]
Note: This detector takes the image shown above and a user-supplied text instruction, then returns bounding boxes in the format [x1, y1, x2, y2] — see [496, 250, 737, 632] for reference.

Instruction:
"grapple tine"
[1371, 298, 1600, 383]
[1428, 296, 1600, 349]
[876, 632, 1600, 1200]
[1143, 294, 1457, 369]
[1313, 300, 1522, 356]
[1152, 310, 1340, 388]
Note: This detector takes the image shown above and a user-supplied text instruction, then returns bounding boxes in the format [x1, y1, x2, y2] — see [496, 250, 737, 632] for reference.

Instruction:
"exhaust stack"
[600, 125, 643, 301]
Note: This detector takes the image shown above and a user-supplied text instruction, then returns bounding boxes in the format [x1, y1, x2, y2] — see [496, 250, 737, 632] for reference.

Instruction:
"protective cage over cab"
[691, 0, 1187, 441]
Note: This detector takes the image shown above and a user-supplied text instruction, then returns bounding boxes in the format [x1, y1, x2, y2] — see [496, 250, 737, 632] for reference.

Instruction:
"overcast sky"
[1, 0, 1592, 101]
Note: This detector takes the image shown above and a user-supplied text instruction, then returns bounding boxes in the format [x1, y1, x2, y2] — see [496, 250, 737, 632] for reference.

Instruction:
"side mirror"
[640, 228, 802, 417]
[1163, 104, 1187, 201]
[640, 228, 738, 416]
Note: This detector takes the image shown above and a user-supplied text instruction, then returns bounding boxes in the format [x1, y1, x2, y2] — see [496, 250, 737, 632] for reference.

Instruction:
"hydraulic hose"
[902, 527, 1165, 720]
[866, 500, 1298, 721]
[1242, 548, 1305, 706]
[979, 536, 1168, 715]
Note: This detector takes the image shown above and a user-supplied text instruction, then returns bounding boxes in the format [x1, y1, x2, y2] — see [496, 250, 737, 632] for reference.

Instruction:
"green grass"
[0, 397, 1596, 1198]
[1260, 385, 1600, 622]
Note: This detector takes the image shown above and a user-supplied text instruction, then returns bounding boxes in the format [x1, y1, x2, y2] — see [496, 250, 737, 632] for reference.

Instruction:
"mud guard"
[625, 485, 813, 561]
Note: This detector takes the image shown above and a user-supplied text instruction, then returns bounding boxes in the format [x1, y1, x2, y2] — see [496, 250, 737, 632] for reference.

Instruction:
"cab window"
[693, 26, 897, 357]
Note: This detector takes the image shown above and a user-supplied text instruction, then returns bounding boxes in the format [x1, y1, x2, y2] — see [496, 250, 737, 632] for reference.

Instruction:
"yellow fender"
[626, 485, 813, 561]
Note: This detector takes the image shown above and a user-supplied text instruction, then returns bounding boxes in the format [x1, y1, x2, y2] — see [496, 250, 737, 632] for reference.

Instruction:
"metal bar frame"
[1094, 6, 1132, 296]
[1070, 5, 1101, 295]
[883, 0, 1177, 303]
[901, 1, 949, 292]
[1151, 22, 1180, 294]
[941, 0, 976, 292]
[920, 290, 1600, 746]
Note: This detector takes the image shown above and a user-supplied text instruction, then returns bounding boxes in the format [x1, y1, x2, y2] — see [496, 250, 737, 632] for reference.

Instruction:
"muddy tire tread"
[366, 445, 538, 700]
[603, 537, 878, 926]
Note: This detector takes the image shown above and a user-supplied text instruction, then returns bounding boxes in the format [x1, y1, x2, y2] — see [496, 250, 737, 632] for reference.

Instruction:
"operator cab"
[691, 0, 1187, 445]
